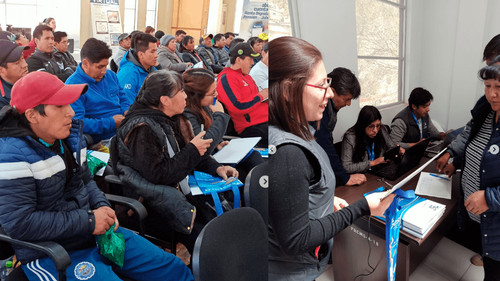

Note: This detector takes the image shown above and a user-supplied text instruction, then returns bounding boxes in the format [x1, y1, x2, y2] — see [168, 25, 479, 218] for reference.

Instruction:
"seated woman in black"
[182, 68, 264, 180]
[111, 70, 238, 254]
[341, 105, 404, 174]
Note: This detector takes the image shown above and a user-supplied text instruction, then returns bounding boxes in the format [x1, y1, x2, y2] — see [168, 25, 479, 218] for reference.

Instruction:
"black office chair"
[192, 207, 268, 281]
[109, 59, 118, 73]
[0, 195, 147, 281]
[243, 163, 268, 225]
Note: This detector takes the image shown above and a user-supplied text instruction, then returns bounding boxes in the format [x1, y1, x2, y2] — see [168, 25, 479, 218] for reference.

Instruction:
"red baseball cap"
[10, 72, 88, 114]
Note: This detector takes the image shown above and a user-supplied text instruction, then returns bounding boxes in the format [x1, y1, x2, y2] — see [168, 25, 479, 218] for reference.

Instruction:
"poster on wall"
[90, 0, 123, 47]
[239, 0, 268, 40]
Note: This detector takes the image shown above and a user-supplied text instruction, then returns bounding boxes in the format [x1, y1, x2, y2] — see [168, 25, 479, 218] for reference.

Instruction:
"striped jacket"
[0, 111, 110, 263]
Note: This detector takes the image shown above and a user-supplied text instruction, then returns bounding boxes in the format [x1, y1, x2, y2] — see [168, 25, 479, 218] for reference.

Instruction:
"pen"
[429, 173, 450, 181]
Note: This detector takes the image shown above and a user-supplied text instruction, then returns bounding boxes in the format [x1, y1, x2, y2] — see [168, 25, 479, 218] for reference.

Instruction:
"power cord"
[353, 216, 381, 280]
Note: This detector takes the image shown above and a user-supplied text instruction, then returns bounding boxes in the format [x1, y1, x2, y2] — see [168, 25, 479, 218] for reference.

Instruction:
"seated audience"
[179, 35, 203, 66]
[26, 25, 74, 82]
[112, 70, 238, 254]
[112, 32, 131, 70]
[212, 33, 229, 67]
[223, 32, 235, 53]
[66, 38, 129, 145]
[313, 67, 367, 186]
[216, 42, 268, 147]
[157, 34, 192, 72]
[54, 31, 78, 68]
[145, 26, 155, 36]
[14, 32, 29, 47]
[117, 32, 158, 106]
[42, 17, 56, 31]
[0, 71, 193, 281]
[0, 39, 28, 109]
[249, 42, 268, 91]
[248, 36, 263, 64]
[183, 68, 264, 179]
[175, 29, 186, 51]
[196, 34, 222, 73]
[341, 106, 403, 174]
[390, 87, 445, 149]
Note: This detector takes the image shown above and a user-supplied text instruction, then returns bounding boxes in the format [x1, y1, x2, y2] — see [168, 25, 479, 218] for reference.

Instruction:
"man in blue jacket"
[0, 71, 193, 281]
[66, 38, 129, 145]
[117, 32, 158, 106]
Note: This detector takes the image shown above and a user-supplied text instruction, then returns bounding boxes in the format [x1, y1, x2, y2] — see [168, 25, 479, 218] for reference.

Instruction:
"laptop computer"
[369, 139, 430, 180]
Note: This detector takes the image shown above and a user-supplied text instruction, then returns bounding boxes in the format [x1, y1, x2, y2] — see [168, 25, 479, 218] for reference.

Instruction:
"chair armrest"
[105, 174, 122, 185]
[105, 194, 148, 222]
[0, 227, 71, 274]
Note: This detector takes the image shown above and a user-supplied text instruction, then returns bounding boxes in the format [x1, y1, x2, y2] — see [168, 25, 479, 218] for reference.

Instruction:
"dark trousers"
[240, 122, 268, 148]
[484, 256, 500, 281]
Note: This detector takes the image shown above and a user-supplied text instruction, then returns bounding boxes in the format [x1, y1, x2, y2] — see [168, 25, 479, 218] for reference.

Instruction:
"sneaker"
[470, 254, 483, 266]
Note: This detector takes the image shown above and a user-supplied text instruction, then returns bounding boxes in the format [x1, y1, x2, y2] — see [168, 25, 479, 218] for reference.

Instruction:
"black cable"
[353, 216, 381, 280]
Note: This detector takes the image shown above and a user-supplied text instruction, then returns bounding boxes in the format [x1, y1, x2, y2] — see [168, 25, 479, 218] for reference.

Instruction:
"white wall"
[289, 0, 360, 141]
[289, 0, 500, 141]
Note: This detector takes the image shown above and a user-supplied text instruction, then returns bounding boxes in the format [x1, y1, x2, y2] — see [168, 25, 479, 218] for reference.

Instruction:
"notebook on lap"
[369, 139, 430, 180]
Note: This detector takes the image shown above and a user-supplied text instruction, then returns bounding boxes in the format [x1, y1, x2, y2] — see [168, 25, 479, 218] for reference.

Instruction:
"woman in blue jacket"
[455, 64, 500, 280]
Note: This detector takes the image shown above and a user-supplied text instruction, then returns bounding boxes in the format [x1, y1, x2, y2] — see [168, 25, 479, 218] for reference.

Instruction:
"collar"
[75, 63, 103, 84]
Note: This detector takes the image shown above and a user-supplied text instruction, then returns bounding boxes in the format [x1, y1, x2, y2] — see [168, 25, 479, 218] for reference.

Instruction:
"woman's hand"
[209, 100, 225, 113]
[333, 196, 349, 212]
[436, 152, 451, 172]
[465, 190, 489, 215]
[190, 131, 213, 156]
[370, 157, 388, 167]
[217, 141, 229, 151]
[216, 166, 239, 180]
[346, 174, 367, 186]
[365, 192, 396, 217]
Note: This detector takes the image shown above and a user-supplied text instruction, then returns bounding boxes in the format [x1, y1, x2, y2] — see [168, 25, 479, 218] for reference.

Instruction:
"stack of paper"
[415, 172, 452, 199]
[402, 199, 446, 238]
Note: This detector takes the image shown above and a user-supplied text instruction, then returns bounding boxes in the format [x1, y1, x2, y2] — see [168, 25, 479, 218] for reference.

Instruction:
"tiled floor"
[316, 237, 485, 281]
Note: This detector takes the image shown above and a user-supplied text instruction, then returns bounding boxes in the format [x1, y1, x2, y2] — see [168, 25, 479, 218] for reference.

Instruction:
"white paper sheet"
[213, 137, 261, 164]
[415, 172, 452, 199]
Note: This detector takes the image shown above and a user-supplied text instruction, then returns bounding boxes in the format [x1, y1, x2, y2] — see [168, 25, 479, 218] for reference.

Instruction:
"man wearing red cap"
[0, 38, 29, 109]
[0, 71, 193, 281]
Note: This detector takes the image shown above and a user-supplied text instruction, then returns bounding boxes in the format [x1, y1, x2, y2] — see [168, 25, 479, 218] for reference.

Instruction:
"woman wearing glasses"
[340, 105, 404, 174]
[268, 36, 395, 280]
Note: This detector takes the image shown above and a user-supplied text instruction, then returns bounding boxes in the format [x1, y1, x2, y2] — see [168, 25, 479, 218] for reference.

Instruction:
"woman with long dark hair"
[268, 36, 394, 280]
[341, 105, 403, 174]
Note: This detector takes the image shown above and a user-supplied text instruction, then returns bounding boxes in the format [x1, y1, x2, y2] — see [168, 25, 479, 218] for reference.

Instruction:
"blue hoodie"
[117, 50, 157, 106]
[66, 63, 130, 143]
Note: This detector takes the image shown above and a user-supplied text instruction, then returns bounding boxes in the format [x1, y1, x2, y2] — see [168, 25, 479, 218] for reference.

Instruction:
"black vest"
[392, 106, 430, 143]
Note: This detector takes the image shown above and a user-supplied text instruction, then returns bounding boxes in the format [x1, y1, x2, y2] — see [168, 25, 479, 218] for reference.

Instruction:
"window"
[356, 0, 406, 107]
[124, 0, 138, 33]
[145, 0, 158, 30]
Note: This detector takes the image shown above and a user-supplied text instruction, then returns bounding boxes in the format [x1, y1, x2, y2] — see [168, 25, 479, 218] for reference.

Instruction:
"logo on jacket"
[242, 80, 248, 86]
[489, 144, 499, 155]
[74, 261, 96, 280]
[124, 84, 132, 89]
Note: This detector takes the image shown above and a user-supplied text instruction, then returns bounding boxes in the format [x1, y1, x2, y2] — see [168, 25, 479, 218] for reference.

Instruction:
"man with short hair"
[26, 24, 74, 81]
[112, 32, 131, 69]
[117, 32, 158, 105]
[0, 71, 193, 281]
[313, 67, 367, 186]
[390, 87, 445, 149]
[196, 34, 222, 73]
[249, 42, 268, 91]
[54, 31, 77, 68]
[212, 33, 229, 67]
[0, 39, 28, 109]
[216, 42, 268, 147]
[224, 32, 235, 53]
[175, 29, 186, 51]
[66, 38, 129, 144]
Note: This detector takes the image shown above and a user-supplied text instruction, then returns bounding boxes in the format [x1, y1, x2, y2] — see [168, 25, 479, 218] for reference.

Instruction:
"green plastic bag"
[86, 152, 107, 176]
[96, 223, 125, 268]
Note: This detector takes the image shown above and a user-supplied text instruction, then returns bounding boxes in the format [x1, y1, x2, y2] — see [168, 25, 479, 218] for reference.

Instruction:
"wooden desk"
[332, 157, 460, 280]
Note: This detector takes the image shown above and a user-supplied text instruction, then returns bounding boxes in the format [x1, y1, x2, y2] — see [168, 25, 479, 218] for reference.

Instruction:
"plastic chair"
[192, 207, 268, 281]
[243, 163, 268, 225]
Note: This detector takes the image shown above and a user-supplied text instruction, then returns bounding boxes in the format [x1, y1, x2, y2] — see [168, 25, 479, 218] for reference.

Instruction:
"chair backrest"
[110, 59, 118, 73]
[243, 163, 268, 225]
[192, 207, 268, 281]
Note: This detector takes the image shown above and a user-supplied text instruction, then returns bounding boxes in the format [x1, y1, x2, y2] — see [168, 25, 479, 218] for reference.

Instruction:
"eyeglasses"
[306, 77, 332, 101]
[367, 124, 381, 130]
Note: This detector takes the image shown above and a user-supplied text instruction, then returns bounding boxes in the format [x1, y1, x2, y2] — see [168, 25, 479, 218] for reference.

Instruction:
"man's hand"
[465, 190, 489, 215]
[216, 166, 239, 180]
[113, 114, 125, 128]
[436, 152, 451, 172]
[370, 157, 388, 167]
[259, 88, 268, 99]
[365, 192, 396, 217]
[346, 174, 367, 186]
[93, 206, 117, 235]
[442, 163, 456, 177]
[333, 196, 349, 212]
[190, 131, 213, 156]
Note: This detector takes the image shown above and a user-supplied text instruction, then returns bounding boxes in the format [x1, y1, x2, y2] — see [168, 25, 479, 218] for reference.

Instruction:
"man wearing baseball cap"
[216, 42, 268, 147]
[112, 32, 131, 70]
[0, 71, 193, 281]
[196, 33, 223, 73]
[0, 39, 29, 109]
